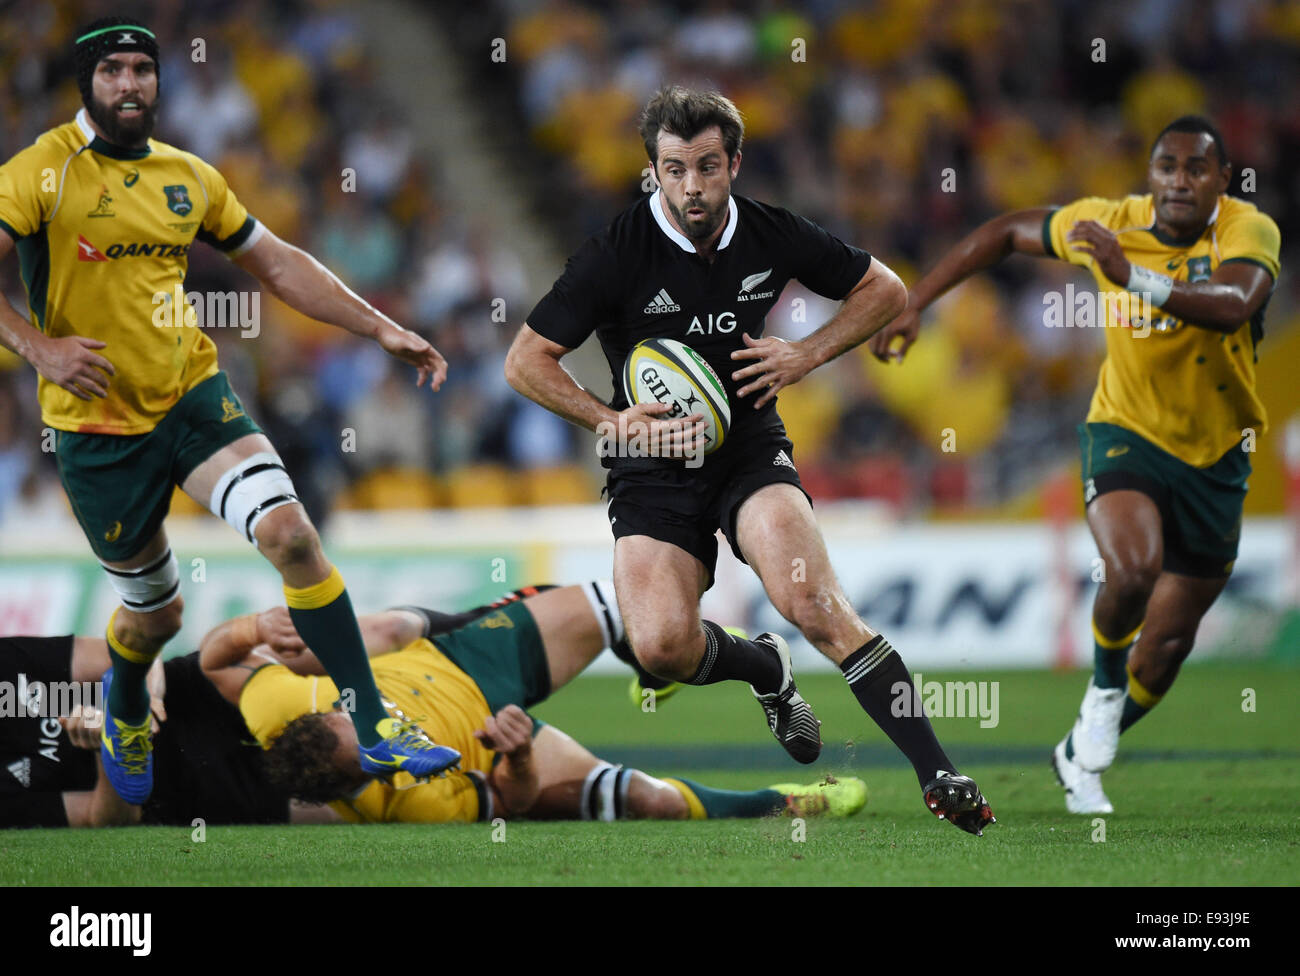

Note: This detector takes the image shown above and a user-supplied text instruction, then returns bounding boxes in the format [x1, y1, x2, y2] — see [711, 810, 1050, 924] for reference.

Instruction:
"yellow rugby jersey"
[239, 638, 497, 824]
[1044, 194, 1280, 467]
[0, 109, 262, 434]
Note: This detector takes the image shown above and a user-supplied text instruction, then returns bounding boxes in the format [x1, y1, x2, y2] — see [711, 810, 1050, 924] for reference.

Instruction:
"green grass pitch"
[3, 664, 1296, 886]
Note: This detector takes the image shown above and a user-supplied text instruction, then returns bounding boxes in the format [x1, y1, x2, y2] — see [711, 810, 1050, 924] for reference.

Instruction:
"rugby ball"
[622, 338, 731, 455]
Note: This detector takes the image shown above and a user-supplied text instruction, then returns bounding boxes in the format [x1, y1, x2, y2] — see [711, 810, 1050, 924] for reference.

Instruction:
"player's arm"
[868, 208, 1053, 362]
[505, 326, 700, 452]
[232, 228, 446, 390]
[1064, 220, 1273, 333]
[199, 606, 419, 694]
[58, 708, 142, 827]
[732, 259, 907, 408]
[199, 607, 306, 704]
[474, 705, 539, 816]
[0, 229, 116, 398]
[504, 325, 617, 433]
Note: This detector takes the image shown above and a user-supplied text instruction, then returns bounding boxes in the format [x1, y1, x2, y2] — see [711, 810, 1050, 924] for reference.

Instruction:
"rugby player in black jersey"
[506, 86, 993, 834]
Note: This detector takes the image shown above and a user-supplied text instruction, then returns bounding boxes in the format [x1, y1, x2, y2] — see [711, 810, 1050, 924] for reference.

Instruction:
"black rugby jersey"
[0, 642, 289, 828]
[0, 636, 95, 827]
[527, 191, 871, 466]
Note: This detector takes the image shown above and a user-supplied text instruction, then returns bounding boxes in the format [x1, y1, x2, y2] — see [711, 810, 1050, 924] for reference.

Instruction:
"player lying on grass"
[2, 585, 860, 827]
[201, 582, 867, 823]
[0, 633, 303, 828]
[869, 116, 1281, 814]
[2, 588, 560, 828]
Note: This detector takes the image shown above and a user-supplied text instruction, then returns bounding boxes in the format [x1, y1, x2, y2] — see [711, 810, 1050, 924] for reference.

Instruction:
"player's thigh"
[523, 585, 607, 690]
[182, 431, 312, 554]
[55, 429, 174, 564]
[522, 725, 605, 817]
[1079, 422, 1166, 580]
[734, 483, 868, 652]
[530, 724, 604, 791]
[179, 432, 276, 504]
[70, 638, 112, 684]
[613, 534, 708, 644]
[1086, 489, 1163, 582]
[100, 525, 185, 627]
[1137, 571, 1228, 648]
[99, 523, 171, 572]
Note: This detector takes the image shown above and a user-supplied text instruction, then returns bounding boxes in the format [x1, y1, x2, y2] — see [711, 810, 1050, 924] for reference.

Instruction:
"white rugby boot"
[1069, 678, 1126, 772]
[1052, 737, 1114, 814]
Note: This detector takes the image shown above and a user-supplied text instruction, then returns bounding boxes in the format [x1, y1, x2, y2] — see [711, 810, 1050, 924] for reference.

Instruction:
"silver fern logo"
[738, 269, 775, 302]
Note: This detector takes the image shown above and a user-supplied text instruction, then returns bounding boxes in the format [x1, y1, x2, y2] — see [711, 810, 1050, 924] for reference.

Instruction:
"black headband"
[74, 20, 160, 108]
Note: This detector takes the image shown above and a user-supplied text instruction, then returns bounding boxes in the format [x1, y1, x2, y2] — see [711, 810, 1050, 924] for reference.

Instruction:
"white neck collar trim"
[650, 189, 739, 253]
[74, 108, 95, 144]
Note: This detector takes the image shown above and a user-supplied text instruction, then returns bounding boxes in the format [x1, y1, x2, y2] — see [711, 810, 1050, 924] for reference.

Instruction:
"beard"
[665, 193, 729, 243]
[87, 92, 159, 148]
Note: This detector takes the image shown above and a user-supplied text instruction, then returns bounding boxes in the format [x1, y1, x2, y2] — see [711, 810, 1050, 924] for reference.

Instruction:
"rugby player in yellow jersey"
[0, 17, 459, 803]
[200, 582, 868, 823]
[869, 116, 1281, 813]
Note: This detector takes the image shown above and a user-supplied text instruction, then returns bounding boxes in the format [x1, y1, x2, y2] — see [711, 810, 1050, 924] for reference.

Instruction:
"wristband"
[1126, 264, 1173, 307]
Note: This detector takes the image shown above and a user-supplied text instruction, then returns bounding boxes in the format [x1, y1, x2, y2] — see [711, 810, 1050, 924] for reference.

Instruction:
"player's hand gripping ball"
[622, 338, 731, 455]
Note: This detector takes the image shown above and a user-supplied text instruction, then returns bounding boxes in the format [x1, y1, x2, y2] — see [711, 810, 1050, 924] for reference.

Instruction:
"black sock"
[685, 621, 783, 693]
[841, 635, 955, 787]
[611, 636, 675, 691]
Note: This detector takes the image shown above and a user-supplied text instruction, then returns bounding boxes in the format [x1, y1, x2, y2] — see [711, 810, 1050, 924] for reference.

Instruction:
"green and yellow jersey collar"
[74, 107, 152, 161]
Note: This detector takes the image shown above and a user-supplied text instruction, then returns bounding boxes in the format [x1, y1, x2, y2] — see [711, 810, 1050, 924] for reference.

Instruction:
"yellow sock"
[661, 778, 707, 820]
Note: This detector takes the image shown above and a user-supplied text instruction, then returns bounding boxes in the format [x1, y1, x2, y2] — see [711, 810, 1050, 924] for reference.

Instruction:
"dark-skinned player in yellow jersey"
[870, 116, 1281, 813]
[0, 18, 460, 803]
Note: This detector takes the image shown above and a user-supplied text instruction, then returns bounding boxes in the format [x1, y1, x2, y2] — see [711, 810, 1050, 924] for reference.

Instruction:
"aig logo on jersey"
[686, 312, 736, 335]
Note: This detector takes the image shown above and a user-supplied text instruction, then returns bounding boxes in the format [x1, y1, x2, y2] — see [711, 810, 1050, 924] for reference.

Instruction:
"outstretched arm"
[234, 228, 446, 389]
[732, 259, 908, 409]
[869, 208, 1053, 362]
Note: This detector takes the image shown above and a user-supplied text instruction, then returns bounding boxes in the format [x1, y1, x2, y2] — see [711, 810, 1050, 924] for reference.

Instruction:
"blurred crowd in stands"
[484, 0, 1300, 509]
[1, 0, 1297, 532]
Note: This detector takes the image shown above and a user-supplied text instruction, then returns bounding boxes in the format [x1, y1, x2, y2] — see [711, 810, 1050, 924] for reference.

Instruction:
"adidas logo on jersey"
[7, 758, 31, 788]
[773, 450, 794, 469]
[644, 288, 681, 314]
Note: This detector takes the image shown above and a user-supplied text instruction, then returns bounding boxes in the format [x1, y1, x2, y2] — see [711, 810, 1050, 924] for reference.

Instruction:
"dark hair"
[1151, 115, 1230, 169]
[263, 713, 358, 804]
[639, 86, 744, 167]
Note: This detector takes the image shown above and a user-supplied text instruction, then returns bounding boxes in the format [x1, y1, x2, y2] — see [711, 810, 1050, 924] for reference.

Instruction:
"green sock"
[1120, 667, 1164, 735]
[285, 569, 386, 746]
[105, 609, 157, 726]
[1093, 619, 1140, 690]
[669, 778, 784, 818]
[1119, 695, 1151, 733]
